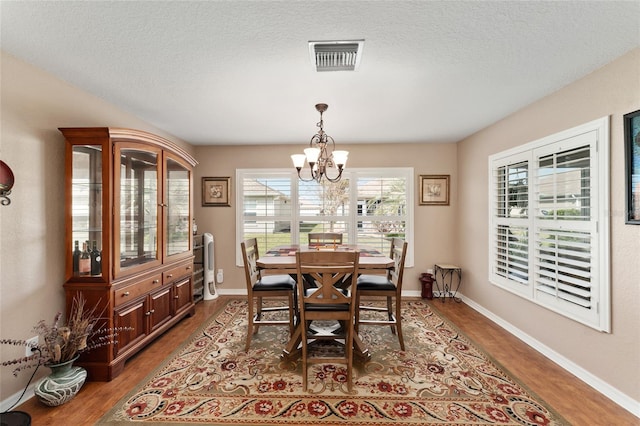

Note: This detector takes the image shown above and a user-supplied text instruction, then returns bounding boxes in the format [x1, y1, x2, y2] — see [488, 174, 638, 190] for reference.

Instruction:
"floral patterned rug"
[98, 299, 567, 425]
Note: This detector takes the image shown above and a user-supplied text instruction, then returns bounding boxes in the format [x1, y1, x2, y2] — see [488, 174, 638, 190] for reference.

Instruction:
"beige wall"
[193, 142, 459, 295]
[457, 48, 640, 403]
[0, 51, 192, 404]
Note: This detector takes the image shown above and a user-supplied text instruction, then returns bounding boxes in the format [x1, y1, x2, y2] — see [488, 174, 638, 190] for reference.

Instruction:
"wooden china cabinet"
[60, 127, 197, 381]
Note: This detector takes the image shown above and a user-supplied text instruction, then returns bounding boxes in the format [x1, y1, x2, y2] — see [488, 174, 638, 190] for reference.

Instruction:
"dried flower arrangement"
[1, 294, 131, 376]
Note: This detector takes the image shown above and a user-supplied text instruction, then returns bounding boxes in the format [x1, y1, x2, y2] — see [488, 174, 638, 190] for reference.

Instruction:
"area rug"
[98, 299, 568, 425]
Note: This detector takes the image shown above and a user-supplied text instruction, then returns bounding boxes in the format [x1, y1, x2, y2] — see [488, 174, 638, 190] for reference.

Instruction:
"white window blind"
[236, 168, 414, 267]
[489, 117, 610, 331]
[298, 178, 351, 244]
[492, 158, 530, 296]
[356, 172, 409, 257]
[239, 172, 293, 252]
[533, 138, 598, 321]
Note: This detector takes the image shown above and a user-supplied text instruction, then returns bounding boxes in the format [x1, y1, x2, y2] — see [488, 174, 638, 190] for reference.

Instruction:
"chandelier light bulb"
[304, 147, 321, 164]
[291, 154, 306, 169]
[332, 150, 349, 167]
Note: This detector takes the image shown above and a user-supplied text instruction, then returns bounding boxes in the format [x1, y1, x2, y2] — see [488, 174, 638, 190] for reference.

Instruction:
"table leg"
[281, 324, 302, 361]
[353, 333, 371, 361]
[280, 322, 371, 362]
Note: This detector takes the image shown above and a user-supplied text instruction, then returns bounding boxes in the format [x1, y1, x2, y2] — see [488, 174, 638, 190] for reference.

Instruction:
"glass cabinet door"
[165, 155, 191, 258]
[115, 145, 161, 276]
[71, 145, 103, 278]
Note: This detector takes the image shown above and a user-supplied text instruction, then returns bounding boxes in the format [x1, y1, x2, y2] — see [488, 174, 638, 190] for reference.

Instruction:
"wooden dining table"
[257, 244, 394, 362]
[257, 244, 394, 273]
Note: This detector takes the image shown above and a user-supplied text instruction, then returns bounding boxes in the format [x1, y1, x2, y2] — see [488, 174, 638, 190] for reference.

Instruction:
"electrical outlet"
[25, 336, 38, 357]
[216, 269, 224, 284]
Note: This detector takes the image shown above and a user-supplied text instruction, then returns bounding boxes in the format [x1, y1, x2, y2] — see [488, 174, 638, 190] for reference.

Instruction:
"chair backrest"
[308, 232, 343, 247]
[296, 250, 359, 306]
[240, 238, 260, 288]
[389, 238, 409, 290]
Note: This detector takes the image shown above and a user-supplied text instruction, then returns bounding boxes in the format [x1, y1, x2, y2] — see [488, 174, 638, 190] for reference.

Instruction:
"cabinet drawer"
[163, 262, 193, 284]
[114, 274, 162, 307]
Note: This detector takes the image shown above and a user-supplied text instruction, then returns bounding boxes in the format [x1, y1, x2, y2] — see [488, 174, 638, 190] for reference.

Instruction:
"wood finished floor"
[12, 296, 637, 425]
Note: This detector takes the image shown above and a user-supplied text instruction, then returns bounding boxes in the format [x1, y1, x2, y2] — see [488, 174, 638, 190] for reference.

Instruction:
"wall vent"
[309, 40, 364, 72]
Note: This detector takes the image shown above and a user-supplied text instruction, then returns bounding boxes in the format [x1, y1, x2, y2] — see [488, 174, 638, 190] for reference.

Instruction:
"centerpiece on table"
[1, 294, 130, 406]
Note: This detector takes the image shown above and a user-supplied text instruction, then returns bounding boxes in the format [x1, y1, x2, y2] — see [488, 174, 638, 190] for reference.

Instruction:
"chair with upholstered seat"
[307, 232, 343, 247]
[241, 238, 297, 352]
[355, 237, 408, 351]
[296, 250, 359, 391]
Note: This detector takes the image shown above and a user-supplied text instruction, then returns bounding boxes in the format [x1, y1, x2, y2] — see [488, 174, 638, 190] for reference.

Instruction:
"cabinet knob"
[150, 309, 155, 314]
[145, 311, 151, 316]
[153, 279, 159, 284]
[186, 266, 192, 270]
[123, 291, 130, 296]
[174, 295, 180, 299]
[167, 274, 173, 278]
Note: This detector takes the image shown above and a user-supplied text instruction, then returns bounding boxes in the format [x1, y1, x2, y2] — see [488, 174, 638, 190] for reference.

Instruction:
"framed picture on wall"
[624, 109, 640, 224]
[202, 177, 231, 207]
[419, 174, 450, 206]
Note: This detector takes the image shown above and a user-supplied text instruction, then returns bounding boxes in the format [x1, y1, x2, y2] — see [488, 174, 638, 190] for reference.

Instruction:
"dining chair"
[355, 237, 408, 351]
[296, 250, 360, 392]
[307, 232, 343, 247]
[241, 238, 297, 352]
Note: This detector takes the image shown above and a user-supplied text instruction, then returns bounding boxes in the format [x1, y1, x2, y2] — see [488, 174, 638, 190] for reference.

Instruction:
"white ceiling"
[1, 1, 639, 146]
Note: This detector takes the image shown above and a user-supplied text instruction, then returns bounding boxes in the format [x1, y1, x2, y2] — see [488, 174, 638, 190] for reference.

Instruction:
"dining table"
[257, 244, 394, 362]
[257, 244, 394, 273]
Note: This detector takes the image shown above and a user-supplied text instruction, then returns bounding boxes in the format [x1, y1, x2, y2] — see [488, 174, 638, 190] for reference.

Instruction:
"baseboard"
[215, 289, 246, 296]
[0, 383, 35, 413]
[460, 294, 640, 418]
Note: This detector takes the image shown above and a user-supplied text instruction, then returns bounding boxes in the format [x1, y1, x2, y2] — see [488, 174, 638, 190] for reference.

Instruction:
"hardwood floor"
[12, 296, 637, 425]
[430, 299, 637, 426]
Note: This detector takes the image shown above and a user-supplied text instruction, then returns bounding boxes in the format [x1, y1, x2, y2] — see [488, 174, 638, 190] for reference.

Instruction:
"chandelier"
[291, 103, 348, 183]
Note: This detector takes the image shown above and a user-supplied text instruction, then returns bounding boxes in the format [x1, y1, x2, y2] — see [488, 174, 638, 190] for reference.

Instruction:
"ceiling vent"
[309, 40, 364, 72]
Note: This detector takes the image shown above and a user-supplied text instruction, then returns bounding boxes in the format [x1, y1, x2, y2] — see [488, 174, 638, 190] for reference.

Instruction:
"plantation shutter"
[237, 167, 414, 268]
[239, 172, 293, 253]
[298, 178, 351, 245]
[356, 173, 408, 256]
[489, 118, 609, 331]
[533, 138, 598, 322]
[490, 156, 531, 296]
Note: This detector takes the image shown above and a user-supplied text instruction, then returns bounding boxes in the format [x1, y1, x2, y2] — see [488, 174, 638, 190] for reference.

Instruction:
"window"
[236, 168, 414, 267]
[489, 117, 610, 331]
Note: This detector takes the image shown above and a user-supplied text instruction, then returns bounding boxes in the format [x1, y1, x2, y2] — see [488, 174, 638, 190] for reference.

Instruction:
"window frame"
[488, 117, 610, 332]
[236, 167, 414, 268]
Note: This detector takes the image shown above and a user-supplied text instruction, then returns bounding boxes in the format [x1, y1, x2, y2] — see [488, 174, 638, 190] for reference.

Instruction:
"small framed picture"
[624, 109, 640, 224]
[419, 174, 450, 206]
[202, 177, 231, 207]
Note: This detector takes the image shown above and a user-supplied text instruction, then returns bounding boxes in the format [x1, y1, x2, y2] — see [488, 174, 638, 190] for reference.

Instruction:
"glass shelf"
[71, 144, 104, 278]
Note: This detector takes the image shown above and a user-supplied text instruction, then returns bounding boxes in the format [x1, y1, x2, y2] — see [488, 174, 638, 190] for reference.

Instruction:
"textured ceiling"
[1, 1, 639, 145]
